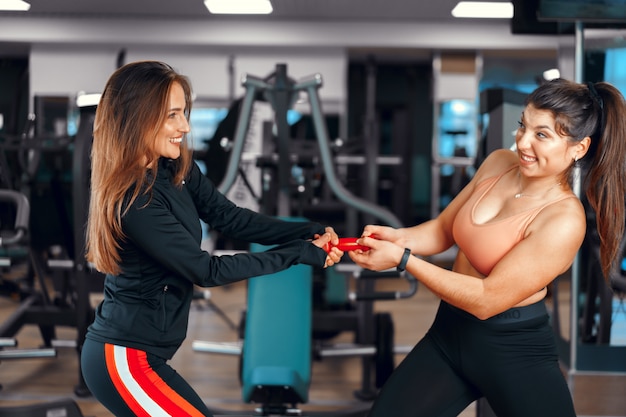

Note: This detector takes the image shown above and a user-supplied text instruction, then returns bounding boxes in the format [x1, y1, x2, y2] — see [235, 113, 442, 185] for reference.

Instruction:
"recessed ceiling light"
[0, 0, 30, 11]
[543, 68, 561, 81]
[452, 1, 513, 19]
[204, 0, 273, 15]
[76, 93, 102, 108]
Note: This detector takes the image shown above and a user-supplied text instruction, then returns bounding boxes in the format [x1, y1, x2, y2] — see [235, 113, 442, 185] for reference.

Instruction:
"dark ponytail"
[584, 82, 626, 278]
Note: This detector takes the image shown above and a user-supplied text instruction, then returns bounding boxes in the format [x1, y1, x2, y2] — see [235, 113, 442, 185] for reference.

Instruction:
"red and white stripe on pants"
[104, 344, 205, 417]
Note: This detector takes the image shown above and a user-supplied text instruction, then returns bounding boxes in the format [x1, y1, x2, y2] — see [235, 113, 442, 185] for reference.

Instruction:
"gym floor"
[0, 259, 625, 417]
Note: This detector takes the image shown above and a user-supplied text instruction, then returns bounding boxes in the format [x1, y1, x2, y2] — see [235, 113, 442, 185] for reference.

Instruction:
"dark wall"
[347, 60, 433, 224]
[0, 58, 29, 135]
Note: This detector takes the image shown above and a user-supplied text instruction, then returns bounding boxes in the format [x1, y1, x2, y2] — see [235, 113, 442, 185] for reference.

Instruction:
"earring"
[574, 155, 579, 163]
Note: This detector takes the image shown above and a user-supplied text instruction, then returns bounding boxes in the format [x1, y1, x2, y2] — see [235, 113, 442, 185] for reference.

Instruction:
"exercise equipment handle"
[323, 235, 381, 253]
[351, 270, 418, 301]
[324, 237, 370, 253]
[0, 189, 30, 246]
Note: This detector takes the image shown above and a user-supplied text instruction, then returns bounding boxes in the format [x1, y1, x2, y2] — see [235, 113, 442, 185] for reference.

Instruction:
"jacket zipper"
[161, 284, 168, 332]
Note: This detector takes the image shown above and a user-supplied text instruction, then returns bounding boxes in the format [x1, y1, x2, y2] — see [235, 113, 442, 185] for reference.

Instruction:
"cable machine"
[193, 64, 416, 416]
[218, 63, 402, 228]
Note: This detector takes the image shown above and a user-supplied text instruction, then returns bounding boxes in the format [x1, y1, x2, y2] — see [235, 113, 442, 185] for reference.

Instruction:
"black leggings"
[367, 301, 576, 417]
[81, 338, 213, 417]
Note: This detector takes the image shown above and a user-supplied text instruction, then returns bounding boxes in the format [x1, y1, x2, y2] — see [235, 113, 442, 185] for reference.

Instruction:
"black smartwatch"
[397, 248, 411, 272]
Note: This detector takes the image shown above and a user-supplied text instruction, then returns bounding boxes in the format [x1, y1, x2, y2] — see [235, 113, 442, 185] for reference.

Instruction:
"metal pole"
[569, 18, 585, 385]
[217, 76, 266, 195]
[363, 56, 379, 225]
[272, 64, 292, 217]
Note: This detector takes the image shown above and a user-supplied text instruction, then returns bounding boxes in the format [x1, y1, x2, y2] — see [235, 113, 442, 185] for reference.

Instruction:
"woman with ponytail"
[350, 78, 626, 417]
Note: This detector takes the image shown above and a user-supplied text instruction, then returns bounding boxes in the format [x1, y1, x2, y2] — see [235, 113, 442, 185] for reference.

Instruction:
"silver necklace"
[515, 173, 562, 199]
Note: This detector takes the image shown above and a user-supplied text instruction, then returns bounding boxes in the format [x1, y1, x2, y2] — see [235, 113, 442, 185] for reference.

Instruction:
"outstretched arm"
[350, 197, 585, 319]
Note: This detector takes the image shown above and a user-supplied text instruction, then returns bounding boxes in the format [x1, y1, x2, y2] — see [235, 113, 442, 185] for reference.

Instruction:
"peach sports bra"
[452, 166, 576, 276]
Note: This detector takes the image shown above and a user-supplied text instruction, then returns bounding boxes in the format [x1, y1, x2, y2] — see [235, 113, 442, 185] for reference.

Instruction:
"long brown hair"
[86, 61, 194, 274]
[526, 78, 626, 279]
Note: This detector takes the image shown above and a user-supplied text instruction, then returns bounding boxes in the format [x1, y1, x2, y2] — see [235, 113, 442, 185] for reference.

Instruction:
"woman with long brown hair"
[81, 61, 343, 417]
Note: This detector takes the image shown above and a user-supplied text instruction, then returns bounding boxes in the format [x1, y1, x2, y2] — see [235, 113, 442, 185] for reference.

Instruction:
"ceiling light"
[452, 1, 513, 19]
[76, 93, 102, 108]
[204, 0, 273, 14]
[0, 0, 30, 11]
[543, 68, 560, 81]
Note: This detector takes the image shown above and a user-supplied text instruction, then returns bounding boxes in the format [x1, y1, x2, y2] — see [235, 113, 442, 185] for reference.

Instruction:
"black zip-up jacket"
[86, 158, 327, 359]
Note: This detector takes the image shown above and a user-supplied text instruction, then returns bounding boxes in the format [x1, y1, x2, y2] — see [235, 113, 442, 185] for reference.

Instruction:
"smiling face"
[515, 104, 588, 180]
[153, 82, 190, 160]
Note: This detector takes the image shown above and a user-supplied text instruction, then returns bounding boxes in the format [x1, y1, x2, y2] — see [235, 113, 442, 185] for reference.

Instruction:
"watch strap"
[397, 248, 411, 272]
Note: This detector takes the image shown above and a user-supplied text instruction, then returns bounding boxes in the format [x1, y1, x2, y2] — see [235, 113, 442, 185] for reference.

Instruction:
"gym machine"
[0, 102, 103, 397]
[0, 189, 84, 417]
[192, 64, 417, 416]
[216, 64, 401, 228]
[0, 189, 56, 365]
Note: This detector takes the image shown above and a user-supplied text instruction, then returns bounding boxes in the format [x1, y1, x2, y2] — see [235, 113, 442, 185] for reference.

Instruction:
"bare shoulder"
[529, 195, 586, 243]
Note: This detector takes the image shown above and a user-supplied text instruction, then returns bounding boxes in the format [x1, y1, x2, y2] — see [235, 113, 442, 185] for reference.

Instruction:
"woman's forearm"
[402, 220, 456, 257]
